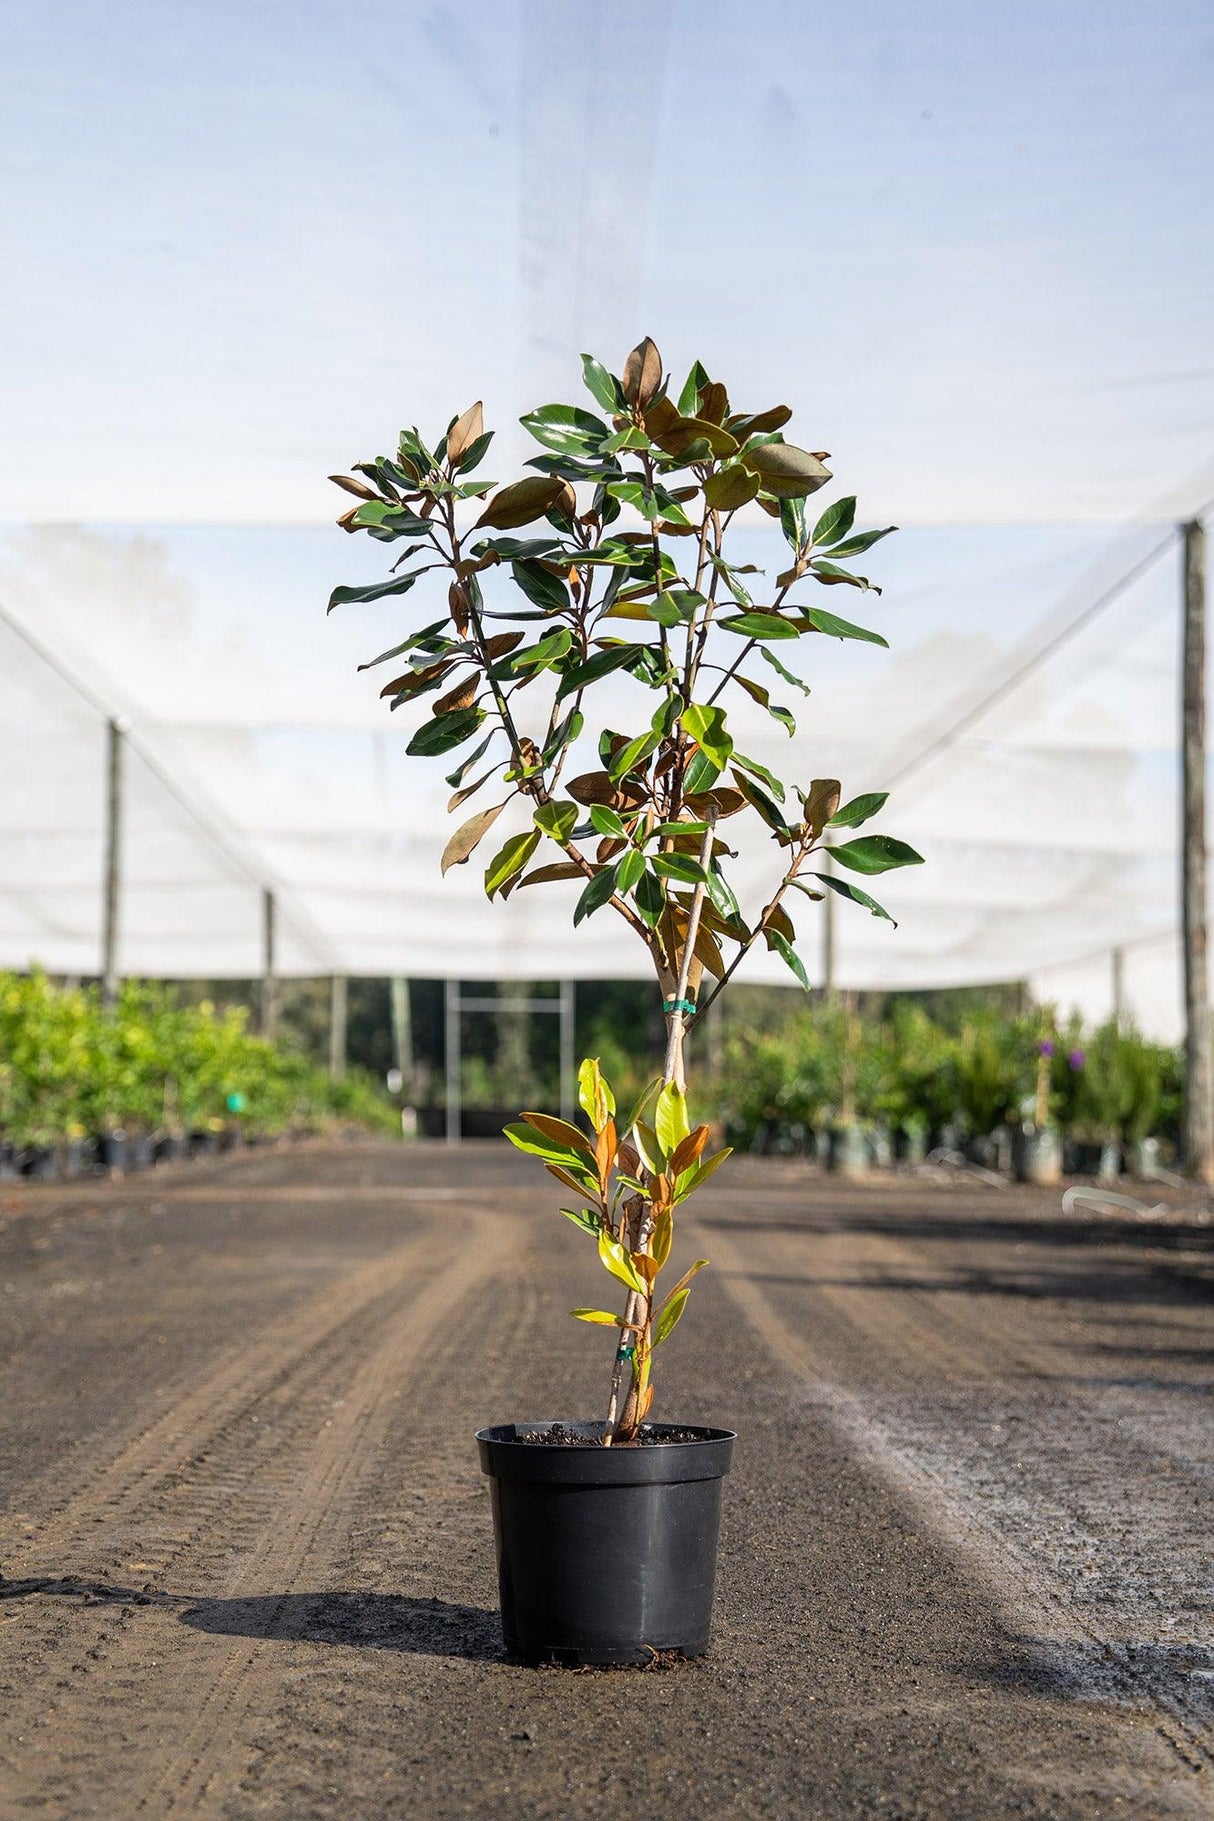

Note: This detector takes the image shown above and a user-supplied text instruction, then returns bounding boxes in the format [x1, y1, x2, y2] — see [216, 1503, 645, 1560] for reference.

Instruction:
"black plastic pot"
[97, 1132, 128, 1174]
[476, 1421, 735, 1666]
[154, 1134, 184, 1166]
[188, 1130, 218, 1159]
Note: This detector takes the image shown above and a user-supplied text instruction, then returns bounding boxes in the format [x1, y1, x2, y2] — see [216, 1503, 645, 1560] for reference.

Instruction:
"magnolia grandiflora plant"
[328, 336, 922, 1440]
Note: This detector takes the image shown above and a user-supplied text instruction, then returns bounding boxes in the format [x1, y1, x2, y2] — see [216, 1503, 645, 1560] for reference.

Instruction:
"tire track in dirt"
[0, 1196, 519, 1817]
[697, 1211, 1214, 1789]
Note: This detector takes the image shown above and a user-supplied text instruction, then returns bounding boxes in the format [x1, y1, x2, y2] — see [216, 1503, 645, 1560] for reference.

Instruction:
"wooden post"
[1111, 946, 1125, 1031]
[558, 980, 575, 1125]
[101, 718, 123, 1010]
[1181, 520, 1212, 1181]
[822, 845, 836, 1004]
[260, 888, 277, 1042]
[444, 978, 460, 1146]
[329, 975, 347, 1082]
[390, 977, 412, 1093]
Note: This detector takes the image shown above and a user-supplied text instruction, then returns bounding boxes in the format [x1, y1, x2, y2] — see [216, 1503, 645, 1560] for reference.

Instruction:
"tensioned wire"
[0, 590, 336, 973]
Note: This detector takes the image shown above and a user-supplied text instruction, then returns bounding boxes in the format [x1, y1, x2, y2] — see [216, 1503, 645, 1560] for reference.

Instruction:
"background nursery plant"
[330, 337, 922, 1442]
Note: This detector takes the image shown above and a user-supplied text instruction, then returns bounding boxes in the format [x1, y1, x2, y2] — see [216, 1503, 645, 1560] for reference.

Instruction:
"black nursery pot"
[476, 1421, 735, 1667]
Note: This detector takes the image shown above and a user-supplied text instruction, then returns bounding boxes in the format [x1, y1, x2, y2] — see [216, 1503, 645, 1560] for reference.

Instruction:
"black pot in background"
[127, 1134, 154, 1172]
[188, 1130, 218, 1159]
[0, 1142, 18, 1180]
[97, 1132, 128, 1173]
[20, 1146, 58, 1181]
[476, 1421, 735, 1667]
[154, 1134, 184, 1166]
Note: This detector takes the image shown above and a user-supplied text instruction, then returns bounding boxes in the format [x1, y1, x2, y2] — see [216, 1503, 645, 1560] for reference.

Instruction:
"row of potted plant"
[0, 970, 396, 1176]
[715, 1002, 1181, 1177]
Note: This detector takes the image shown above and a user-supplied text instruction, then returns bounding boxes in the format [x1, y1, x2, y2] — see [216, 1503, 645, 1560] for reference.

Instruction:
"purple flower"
[1037, 1039, 1055, 1057]
[1068, 1049, 1085, 1071]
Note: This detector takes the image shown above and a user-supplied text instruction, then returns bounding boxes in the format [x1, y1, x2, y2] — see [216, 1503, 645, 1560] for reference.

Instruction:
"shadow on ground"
[180, 1590, 503, 1661]
[977, 1634, 1214, 1715]
[0, 1578, 503, 1663]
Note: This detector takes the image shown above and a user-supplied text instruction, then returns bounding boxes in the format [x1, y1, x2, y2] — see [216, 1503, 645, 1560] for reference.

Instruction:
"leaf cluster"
[328, 338, 922, 1011]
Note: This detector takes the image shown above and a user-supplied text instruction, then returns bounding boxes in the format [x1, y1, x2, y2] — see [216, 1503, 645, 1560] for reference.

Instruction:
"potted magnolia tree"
[328, 338, 921, 1663]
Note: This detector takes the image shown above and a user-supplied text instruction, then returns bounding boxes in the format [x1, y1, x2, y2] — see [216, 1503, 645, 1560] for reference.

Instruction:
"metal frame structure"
[444, 979, 575, 1144]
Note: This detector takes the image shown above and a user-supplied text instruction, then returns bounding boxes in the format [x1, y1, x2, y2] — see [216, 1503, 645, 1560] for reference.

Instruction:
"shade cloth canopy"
[2, 1, 1212, 1038]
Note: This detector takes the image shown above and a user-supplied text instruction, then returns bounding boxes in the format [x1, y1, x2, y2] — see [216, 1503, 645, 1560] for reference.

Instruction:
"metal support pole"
[822, 846, 836, 1003]
[390, 976, 412, 1093]
[260, 888, 277, 1041]
[101, 718, 124, 1010]
[558, 981, 575, 1124]
[329, 975, 347, 1082]
[1111, 946, 1125, 1031]
[445, 977, 460, 1146]
[1181, 519, 1212, 1181]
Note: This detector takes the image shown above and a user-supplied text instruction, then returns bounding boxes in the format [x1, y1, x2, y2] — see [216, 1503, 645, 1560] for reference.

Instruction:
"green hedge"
[0, 971, 397, 1149]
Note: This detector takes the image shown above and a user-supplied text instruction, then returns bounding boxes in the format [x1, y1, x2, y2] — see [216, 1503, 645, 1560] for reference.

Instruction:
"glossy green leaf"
[719, 612, 800, 640]
[812, 495, 857, 546]
[357, 620, 450, 671]
[655, 1081, 691, 1156]
[681, 702, 734, 768]
[703, 463, 761, 511]
[520, 403, 611, 456]
[589, 804, 629, 841]
[573, 864, 619, 924]
[616, 847, 645, 894]
[676, 361, 710, 416]
[635, 868, 665, 927]
[769, 929, 811, 992]
[560, 1207, 601, 1236]
[811, 559, 879, 592]
[511, 560, 569, 612]
[484, 830, 541, 897]
[825, 526, 896, 559]
[653, 853, 708, 884]
[678, 1146, 733, 1199]
[683, 748, 722, 795]
[533, 800, 578, 844]
[801, 872, 896, 925]
[731, 751, 786, 800]
[801, 608, 888, 648]
[829, 835, 924, 875]
[556, 643, 647, 699]
[406, 706, 485, 757]
[829, 791, 889, 829]
[609, 729, 659, 780]
[759, 647, 812, 696]
[328, 571, 423, 613]
[653, 1288, 690, 1347]
[581, 353, 626, 413]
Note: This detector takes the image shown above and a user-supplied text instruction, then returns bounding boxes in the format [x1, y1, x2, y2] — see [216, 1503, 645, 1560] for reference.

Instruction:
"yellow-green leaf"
[571, 1308, 638, 1328]
[598, 1229, 648, 1296]
[655, 1081, 691, 1158]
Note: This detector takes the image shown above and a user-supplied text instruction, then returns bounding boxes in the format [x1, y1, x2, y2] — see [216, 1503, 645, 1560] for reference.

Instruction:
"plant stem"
[603, 817, 715, 1445]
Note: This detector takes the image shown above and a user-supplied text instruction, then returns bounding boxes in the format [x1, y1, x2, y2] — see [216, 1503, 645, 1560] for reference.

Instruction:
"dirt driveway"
[1, 1143, 1210, 1818]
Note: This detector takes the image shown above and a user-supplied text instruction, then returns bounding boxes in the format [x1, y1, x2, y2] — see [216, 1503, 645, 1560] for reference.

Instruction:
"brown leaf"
[433, 674, 479, 715]
[567, 771, 647, 810]
[447, 767, 501, 812]
[475, 475, 565, 530]
[803, 777, 841, 834]
[518, 862, 585, 888]
[727, 406, 792, 436]
[446, 400, 483, 465]
[380, 660, 449, 700]
[643, 396, 681, 439]
[449, 580, 470, 634]
[697, 380, 729, 425]
[336, 506, 362, 533]
[596, 837, 627, 863]
[763, 903, 797, 948]
[484, 631, 525, 659]
[622, 337, 663, 409]
[685, 787, 747, 821]
[329, 473, 379, 501]
[440, 801, 507, 875]
[670, 1125, 710, 1175]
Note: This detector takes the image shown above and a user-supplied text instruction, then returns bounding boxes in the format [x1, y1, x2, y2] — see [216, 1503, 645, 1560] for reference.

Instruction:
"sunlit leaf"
[829, 791, 889, 829]
[440, 802, 507, 875]
[829, 835, 924, 875]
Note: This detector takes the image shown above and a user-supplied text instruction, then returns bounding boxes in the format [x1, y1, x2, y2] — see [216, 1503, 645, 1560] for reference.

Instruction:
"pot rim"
[476, 1420, 736, 1486]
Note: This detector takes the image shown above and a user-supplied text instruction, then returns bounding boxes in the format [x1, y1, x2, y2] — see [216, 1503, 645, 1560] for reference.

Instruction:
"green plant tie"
[663, 997, 697, 1017]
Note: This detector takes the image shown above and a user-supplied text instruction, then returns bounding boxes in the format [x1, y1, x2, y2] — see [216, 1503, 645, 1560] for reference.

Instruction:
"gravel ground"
[0, 1142, 1210, 1818]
